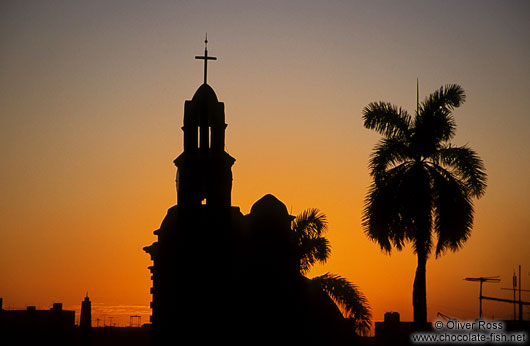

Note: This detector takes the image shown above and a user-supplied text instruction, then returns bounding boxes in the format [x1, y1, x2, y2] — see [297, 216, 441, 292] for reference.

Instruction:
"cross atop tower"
[195, 34, 217, 84]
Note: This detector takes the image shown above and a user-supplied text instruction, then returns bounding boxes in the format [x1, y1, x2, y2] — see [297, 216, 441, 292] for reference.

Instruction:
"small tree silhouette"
[361, 84, 487, 328]
[293, 208, 372, 335]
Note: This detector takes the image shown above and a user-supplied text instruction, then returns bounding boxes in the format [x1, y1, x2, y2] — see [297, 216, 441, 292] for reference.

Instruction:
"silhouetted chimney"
[51, 303, 63, 311]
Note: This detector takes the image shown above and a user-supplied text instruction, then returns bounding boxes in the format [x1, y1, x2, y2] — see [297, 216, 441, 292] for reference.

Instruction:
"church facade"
[144, 43, 356, 345]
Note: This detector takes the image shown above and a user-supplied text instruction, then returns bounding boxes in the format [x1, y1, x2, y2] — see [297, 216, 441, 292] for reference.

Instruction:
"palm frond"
[414, 84, 466, 151]
[311, 273, 372, 336]
[293, 208, 328, 238]
[427, 165, 474, 257]
[422, 84, 466, 112]
[293, 209, 330, 274]
[299, 237, 331, 274]
[362, 102, 412, 140]
[435, 145, 487, 198]
[362, 163, 415, 253]
[369, 137, 412, 181]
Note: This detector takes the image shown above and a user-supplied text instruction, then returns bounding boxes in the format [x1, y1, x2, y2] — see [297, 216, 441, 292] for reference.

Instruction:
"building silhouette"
[374, 312, 416, 345]
[144, 43, 357, 345]
[80, 294, 92, 328]
[80, 294, 92, 345]
[0, 298, 75, 345]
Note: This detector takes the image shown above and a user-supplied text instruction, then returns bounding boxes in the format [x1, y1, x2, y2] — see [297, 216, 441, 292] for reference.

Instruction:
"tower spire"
[195, 33, 217, 84]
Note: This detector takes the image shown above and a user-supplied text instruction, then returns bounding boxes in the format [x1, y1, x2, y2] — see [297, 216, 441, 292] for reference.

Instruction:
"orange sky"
[1, 0, 530, 329]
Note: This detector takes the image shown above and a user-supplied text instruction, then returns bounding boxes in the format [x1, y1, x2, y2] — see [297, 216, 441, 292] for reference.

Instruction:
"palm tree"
[293, 208, 372, 335]
[361, 84, 487, 329]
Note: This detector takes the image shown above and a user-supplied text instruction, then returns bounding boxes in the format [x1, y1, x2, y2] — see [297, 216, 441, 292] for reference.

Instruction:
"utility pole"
[519, 265, 523, 321]
[512, 270, 521, 321]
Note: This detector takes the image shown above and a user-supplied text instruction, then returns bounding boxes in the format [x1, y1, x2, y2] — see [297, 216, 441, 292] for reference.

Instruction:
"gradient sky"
[1, 0, 529, 329]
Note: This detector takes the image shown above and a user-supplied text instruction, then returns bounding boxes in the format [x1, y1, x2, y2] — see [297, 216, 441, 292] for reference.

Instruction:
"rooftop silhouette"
[0, 299, 75, 346]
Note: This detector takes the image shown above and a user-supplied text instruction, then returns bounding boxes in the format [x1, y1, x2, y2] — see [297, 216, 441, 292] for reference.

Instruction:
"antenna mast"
[464, 276, 500, 318]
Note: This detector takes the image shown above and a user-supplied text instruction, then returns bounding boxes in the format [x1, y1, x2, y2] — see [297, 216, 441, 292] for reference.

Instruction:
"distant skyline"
[1, 0, 529, 329]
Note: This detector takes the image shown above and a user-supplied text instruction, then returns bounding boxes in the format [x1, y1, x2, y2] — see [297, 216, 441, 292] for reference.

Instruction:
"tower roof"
[191, 83, 219, 104]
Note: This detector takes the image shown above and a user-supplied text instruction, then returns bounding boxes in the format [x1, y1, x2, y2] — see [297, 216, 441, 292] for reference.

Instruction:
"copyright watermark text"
[411, 319, 528, 344]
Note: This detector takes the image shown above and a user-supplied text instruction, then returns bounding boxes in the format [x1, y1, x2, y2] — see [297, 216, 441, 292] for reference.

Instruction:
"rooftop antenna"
[195, 33, 217, 85]
[482, 265, 530, 321]
[505, 270, 517, 320]
[464, 276, 500, 318]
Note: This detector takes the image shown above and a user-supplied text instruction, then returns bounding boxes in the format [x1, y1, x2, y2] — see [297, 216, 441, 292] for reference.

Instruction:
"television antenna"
[464, 276, 500, 318]
[466, 266, 530, 321]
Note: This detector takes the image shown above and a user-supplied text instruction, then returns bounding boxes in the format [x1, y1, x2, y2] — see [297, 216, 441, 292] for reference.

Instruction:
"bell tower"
[144, 39, 243, 346]
[173, 37, 235, 207]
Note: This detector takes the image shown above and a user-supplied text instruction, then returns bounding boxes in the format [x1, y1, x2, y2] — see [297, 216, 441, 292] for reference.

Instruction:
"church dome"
[250, 194, 291, 218]
[192, 83, 218, 104]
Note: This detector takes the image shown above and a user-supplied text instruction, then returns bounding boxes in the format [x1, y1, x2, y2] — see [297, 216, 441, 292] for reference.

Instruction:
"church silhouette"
[144, 40, 357, 345]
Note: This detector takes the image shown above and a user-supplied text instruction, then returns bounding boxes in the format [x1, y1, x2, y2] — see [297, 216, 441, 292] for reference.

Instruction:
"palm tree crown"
[293, 208, 372, 335]
[362, 84, 486, 326]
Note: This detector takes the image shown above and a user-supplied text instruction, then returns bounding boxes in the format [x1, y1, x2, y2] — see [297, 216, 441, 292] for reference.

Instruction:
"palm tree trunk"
[413, 251, 427, 330]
